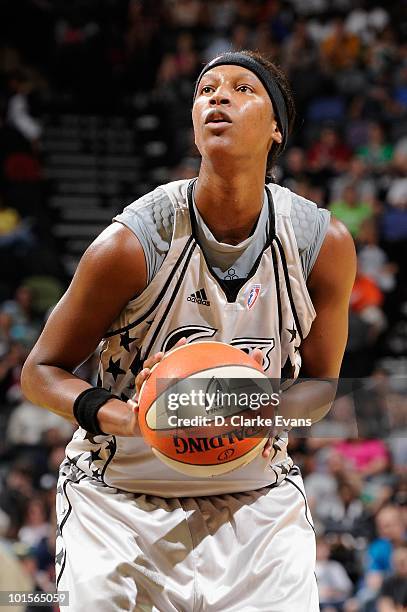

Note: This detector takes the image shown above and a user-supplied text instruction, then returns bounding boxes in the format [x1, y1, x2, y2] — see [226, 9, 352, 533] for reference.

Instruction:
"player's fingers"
[125, 399, 141, 436]
[262, 438, 272, 458]
[172, 337, 187, 349]
[134, 367, 151, 396]
[134, 340, 186, 398]
[143, 351, 164, 370]
[127, 398, 138, 412]
[252, 348, 264, 368]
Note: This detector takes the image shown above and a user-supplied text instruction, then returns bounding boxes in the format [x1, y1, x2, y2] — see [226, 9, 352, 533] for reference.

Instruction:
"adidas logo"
[187, 288, 210, 306]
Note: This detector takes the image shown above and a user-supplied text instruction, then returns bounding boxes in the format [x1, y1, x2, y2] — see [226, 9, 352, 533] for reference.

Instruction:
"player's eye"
[201, 85, 214, 94]
[237, 85, 253, 93]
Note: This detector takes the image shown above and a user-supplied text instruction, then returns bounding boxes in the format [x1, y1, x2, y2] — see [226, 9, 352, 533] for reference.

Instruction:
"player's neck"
[194, 162, 265, 243]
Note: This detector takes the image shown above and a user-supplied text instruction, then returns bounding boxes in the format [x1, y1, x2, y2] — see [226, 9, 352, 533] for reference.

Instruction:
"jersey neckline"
[187, 179, 276, 303]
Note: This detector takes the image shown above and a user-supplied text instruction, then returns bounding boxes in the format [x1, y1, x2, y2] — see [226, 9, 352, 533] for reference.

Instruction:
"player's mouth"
[204, 110, 232, 127]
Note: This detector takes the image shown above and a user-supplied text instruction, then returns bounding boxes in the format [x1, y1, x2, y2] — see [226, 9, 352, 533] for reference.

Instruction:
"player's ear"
[271, 122, 282, 145]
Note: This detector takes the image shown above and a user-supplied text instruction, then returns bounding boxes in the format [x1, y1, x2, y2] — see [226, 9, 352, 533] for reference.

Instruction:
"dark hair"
[239, 50, 296, 174]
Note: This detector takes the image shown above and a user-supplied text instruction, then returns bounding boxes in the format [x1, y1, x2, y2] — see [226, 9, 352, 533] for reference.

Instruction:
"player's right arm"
[21, 223, 148, 436]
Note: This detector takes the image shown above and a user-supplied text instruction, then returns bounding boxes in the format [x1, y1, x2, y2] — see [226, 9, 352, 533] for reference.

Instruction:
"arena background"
[0, 1, 406, 611]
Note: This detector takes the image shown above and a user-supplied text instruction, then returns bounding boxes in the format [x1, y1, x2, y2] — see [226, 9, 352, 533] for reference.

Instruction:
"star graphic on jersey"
[56, 484, 64, 496]
[286, 326, 297, 343]
[91, 449, 102, 462]
[280, 463, 290, 475]
[96, 372, 102, 387]
[106, 356, 126, 381]
[56, 524, 62, 538]
[130, 348, 143, 377]
[294, 345, 300, 353]
[69, 454, 82, 466]
[106, 439, 116, 453]
[55, 549, 64, 566]
[85, 453, 94, 467]
[120, 331, 138, 352]
[281, 356, 295, 380]
[85, 431, 99, 444]
[92, 468, 101, 478]
[273, 440, 282, 452]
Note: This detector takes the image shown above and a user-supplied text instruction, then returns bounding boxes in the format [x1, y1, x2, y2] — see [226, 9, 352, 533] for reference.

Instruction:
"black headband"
[193, 52, 289, 152]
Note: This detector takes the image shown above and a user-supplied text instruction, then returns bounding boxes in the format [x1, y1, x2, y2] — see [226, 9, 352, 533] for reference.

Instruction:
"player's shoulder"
[267, 182, 331, 253]
[266, 181, 322, 215]
[121, 179, 192, 216]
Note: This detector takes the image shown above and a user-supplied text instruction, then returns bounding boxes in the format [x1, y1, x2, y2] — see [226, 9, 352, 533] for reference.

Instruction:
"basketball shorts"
[56, 459, 319, 612]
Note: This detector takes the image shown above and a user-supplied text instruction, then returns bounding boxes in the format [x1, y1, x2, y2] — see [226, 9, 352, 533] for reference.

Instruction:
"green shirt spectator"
[329, 184, 373, 237]
[356, 122, 394, 169]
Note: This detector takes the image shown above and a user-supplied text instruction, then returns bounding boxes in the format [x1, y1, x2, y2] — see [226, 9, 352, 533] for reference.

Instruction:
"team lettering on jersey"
[161, 326, 275, 371]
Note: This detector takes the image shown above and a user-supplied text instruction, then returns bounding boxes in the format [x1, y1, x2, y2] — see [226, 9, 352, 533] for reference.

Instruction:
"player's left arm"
[261, 218, 356, 457]
[301, 216, 356, 378]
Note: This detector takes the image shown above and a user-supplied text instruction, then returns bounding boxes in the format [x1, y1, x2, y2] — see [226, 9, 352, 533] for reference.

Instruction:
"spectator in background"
[333, 439, 389, 480]
[365, 26, 398, 81]
[279, 146, 312, 190]
[13, 541, 55, 612]
[316, 535, 353, 610]
[0, 341, 26, 406]
[0, 541, 34, 612]
[0, 285, 41, 348]
[6, 71, 42, 152]
[283, 19, 318, 76]
[357, 219, 397, 293]
[324, 476, 368, 538]
[354, 505, 407, 609]
[378, 544, 407, 612]
[330, 157, 376, 204]
[0, 195, 35, 255]
[385, 139, 407, 211]
[18, 497, 50, 549]
[167, 0, 203, 30]
[343, 291, 385, 378]
[307, 127, 352, 180]
[0, 311, 12, 356]
[6, 399, 74, 446]
[350, 265, 384, 328]
[0, 194, 20, 235]
[357, 122, 393, 172]
[321, 17, 361, 72]
[0, 461, 34, 539]
[330, 185, 373, 238]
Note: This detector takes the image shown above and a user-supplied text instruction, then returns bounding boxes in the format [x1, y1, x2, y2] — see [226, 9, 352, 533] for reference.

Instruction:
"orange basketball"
[138, 342, 276, 477]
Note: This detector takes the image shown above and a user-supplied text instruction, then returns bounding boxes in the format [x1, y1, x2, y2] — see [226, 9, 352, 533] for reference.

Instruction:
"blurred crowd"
[0, 1, 406, 610]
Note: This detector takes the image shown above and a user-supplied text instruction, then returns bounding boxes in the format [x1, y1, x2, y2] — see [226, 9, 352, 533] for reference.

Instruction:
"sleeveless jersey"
[65, 179, 317, 496]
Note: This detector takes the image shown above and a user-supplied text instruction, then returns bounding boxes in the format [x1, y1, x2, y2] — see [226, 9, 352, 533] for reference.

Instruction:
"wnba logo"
[247, 284, 261, 310]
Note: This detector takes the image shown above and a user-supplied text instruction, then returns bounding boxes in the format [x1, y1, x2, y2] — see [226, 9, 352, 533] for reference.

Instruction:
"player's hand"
[97, 339, 187, 437]
[250, 348, 274, 459]
[129, 337, 188, 407]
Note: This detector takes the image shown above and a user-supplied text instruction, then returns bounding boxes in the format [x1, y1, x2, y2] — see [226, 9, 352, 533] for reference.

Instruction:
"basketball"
[138, 342, 276, 477]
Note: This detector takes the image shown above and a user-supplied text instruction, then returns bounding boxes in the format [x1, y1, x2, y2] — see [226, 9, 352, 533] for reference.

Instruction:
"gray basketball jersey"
[115, 182, 330, 286]
[64, 179, 320, 496]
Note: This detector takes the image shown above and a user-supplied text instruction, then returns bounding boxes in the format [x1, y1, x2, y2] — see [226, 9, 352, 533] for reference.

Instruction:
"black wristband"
[73, 387, 117, 435]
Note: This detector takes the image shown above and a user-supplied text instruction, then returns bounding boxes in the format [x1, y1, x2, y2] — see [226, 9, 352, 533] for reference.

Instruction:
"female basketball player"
[22, 51, 356, 611]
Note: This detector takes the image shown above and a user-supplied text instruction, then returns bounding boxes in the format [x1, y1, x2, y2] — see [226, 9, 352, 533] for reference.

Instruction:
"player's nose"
[209, 86, 231, 106]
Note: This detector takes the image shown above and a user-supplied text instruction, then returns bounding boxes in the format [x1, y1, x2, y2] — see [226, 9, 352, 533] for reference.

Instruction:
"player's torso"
[65, 180, 316, 496]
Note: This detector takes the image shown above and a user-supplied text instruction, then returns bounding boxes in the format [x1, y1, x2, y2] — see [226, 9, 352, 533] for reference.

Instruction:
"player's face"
[192, 64, 282, 169]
